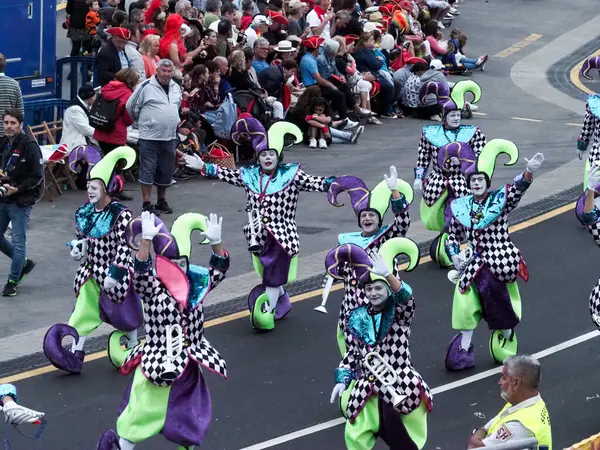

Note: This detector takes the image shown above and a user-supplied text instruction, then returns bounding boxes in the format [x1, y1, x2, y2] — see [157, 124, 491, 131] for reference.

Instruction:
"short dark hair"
[0, 53, 6, 73]
[87, 0, 98, 7]
[282, 60, 297, 70]
[221, 1, 237, 15]
[3, 108, 24, 124]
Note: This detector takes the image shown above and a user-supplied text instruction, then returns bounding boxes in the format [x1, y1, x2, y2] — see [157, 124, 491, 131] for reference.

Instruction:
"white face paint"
[87, 179, 105, 204]
[171, 256, 188, 274]
[364, 280, 390, 310]
[359, 210, 380, 235]
[258, 149, 278, 172]
[469, 174, 488, 197]
[445, 110, 462, 129]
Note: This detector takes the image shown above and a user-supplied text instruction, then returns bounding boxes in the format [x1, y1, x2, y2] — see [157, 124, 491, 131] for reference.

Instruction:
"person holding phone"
[307, 0, 336, 39]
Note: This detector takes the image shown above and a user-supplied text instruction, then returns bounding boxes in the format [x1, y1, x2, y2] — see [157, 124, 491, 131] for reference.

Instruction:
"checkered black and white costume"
[335, 284, 433, 421]
[73, 202, 134, 304]
[579, 207, 600, 330]
[577, 95, 600, 162]
[445, 175, 532, 293]
[121, 253, 229, 386]
[336, 197, 410, 351]
[203, 163, 334, 257]
[415, 125, 486, 206]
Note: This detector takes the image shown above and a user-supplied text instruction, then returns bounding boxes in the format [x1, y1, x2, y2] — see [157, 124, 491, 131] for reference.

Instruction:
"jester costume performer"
[0, 384, 44, 426]
[43, 146, 143, 374]
[576, 68, 600, 191]
[97, 211, 229, 450]
[413, 80, 487, 268]
[327, 238, 432, 450]
[575, 165, 600, 332]
[443, 139, 545, 371]
[184, 118, 336, 331]
[320, 167, 413, 355]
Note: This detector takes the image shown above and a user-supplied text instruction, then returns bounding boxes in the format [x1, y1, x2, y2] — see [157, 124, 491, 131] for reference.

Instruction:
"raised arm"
[505, 153, 544, 214]
[184, 154, 245, 187]
[294, 169, 336, 192]
[199, 213, 230, 291]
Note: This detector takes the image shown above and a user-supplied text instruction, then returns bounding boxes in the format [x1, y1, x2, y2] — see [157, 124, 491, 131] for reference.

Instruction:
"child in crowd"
[443, 30, 488, 71]
[305, 97, 333, 149]
[84, 0, 101, 55]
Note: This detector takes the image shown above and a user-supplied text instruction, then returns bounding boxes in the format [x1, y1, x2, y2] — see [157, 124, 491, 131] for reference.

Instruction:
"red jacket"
[93, 80, 134, 145]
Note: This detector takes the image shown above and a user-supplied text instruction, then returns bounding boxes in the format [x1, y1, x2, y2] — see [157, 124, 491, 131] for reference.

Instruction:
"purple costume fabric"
[98, 288, 144, 332]
[474, 266, 519, 330]
[259, 233, 293, 287]
[118, 363, 212, 447]
[378, 398, 419, 450]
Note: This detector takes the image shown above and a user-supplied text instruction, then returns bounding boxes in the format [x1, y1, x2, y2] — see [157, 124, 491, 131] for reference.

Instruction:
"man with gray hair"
[175, 0, 192, 17]
[467, 355, 552, 449]
[126, 58, 182, 215]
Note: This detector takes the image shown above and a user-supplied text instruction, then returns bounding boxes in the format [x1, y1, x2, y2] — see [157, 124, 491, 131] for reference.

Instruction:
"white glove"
[384, 166, 398, 191]
[103, 276, 117, 291]
[69, 239, 88, 261]
[588, 165, 600, 191]
[198, 213, 223, 245]
[330, 383, 346, 403]
[524, 152, 544, 174]
[578, 150, 585, 160]
[184, 153, 205, 172]
[368, 251, 392, 277]
[413, 179, 423, 194]
[141, 211, 162, 240]
[451, 254, 462, 271]
[2, 402, 44, 425]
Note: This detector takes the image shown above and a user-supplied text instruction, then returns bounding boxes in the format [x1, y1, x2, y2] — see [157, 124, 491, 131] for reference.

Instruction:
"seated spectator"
[192, 29, 219, 66]
[258, 59, 298, 113]
[228, 50, 260, 91]
[423, 20, 448, 59]
[399, 61, 440, 119]
[244, 15, 272, 50]
[353, 31, 397, 118]
[252, 38, 271, 73]
[264, 10, 289, 46]
[239, 0, 256, 32]
[286, 0, 307, 38]
[307, 0, 335, 39]
[213, 56, 234, 97]
[444, 31, 488, 71]
[419, 59, 448, 119]
[139, 34, 161, 78]
[333, 0, 362, 36]
[305, 96, 332, 148]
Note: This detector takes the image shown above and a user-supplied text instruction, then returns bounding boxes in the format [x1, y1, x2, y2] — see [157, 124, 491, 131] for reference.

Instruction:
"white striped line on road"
[238, 330, 600, 450]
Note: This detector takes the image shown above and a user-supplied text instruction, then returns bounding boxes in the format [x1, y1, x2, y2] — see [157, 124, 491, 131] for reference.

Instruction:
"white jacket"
[60, 101, 95, 151]
[125, 42, 147, 83]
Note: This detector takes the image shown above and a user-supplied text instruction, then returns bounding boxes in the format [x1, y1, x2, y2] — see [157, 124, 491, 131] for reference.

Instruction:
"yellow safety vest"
[487, 397, 552, 450]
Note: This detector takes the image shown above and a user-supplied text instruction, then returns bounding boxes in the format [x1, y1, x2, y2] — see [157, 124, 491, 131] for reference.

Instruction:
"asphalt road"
[6, 207, 600, 450]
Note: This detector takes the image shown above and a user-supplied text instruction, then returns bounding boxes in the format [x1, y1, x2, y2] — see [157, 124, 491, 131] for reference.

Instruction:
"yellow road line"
[569, 48, 600, 96]
[511, 117, 544, 123]
[0, 202, 577, 385]
[494, 34, 543, 58]
[57, 2, 66, 11]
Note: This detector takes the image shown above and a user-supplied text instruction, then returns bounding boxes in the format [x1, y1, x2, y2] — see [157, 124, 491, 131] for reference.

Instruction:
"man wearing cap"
[96, 27, 132, 87]
[244, 14, 272, 49]
[419, 59, 451, 120]
[286, 0, 307, 37]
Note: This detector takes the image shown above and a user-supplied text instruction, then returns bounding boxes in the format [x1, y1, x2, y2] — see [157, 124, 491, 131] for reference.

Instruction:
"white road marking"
[238, 330, 600, 450]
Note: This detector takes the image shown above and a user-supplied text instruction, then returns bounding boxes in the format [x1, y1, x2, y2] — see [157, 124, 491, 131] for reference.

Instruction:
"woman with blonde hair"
[139, 34, 161, 78]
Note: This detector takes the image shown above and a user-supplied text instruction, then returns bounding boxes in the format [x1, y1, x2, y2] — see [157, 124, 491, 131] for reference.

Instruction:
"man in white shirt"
[306, 0, 335, 39]
[467, 355, 552, 449]
[244, 15, 272, 49]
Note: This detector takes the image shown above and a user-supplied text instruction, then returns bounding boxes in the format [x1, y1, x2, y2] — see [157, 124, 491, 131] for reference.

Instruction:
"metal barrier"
[23, 98, 70, 129]
[55, 56, 98, 101]
[482, 438, 548, 450]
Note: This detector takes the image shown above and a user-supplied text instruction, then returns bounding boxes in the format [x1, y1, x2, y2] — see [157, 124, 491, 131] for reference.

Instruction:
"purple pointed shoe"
[43, 324, 86, 374]
[274, 291, 292, 320]
[445, 333, 475, 371]
[97, 430, 121, 450]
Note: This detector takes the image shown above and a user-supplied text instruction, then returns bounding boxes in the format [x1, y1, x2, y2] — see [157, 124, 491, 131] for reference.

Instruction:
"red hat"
[381, 16, 391, 29]
[399, 0, 413, 11]
[106, 27, 131, 40]
[405, 56, 427, 65]
[266, 9, 289, 25]
[301, 36, 325, 49]
[344, 34, 359, 45]
[142, 28, 159, 37]
[379, 4, 398, 15]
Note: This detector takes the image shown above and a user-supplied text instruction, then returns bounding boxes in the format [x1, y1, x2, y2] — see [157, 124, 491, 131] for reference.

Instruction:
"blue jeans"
[0, 203, 32, 282]
[460, 57, 479, 70]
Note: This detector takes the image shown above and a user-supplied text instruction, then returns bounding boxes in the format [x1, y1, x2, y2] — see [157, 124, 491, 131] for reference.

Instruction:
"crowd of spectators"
[60, 0, 489, 212]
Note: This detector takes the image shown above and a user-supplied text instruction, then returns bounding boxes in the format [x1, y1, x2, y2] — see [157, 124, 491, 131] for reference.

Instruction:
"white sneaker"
[449, 6, 459, 14]
[345, 119, 359, 129]
[318, 138, 328, 149]
[438, 22, 445, 29]
[468, 103, 479, 111]
[309, 138, 317, 148]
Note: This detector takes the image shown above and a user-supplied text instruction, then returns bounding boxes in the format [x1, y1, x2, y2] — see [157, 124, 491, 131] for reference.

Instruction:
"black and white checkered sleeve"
[505, 175, 531, 214]
[208, 252, 230, 290]
[205, 163, 245, 187]
[294, 170, 335, 192]
[415, 133, 432, 169]
[586, 221, 600, 247]
[578, 104, 596, 150]
[445, 216, 464, 257]
[470, 128, 487, 157]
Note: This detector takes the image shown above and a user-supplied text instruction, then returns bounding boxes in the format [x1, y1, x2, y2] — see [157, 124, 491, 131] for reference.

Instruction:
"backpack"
[89, 93, 119, 131]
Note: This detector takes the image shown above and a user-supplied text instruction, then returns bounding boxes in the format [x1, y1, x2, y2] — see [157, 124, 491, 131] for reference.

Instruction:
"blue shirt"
[300, 53, 319, 87]
[316, 53, 339, 80]
[252, 60, 269, 73]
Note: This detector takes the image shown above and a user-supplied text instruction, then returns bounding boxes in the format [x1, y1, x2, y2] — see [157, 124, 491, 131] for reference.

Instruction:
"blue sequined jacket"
[202, 163, 335, 256]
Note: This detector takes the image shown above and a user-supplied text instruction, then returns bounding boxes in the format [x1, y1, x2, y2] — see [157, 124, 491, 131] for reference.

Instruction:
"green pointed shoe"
[489, 330, 518, 364]
[436, 233, 453, 268]
[107, 331, 131, 368]
[250, 293, 275, 331]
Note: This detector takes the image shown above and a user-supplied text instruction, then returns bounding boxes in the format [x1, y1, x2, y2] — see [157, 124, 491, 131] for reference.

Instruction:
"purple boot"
[445, 333, 475, 371]
[274, 291, 292, 320]
[43, 324, 86, 374]
[97, 430, 121, 450]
